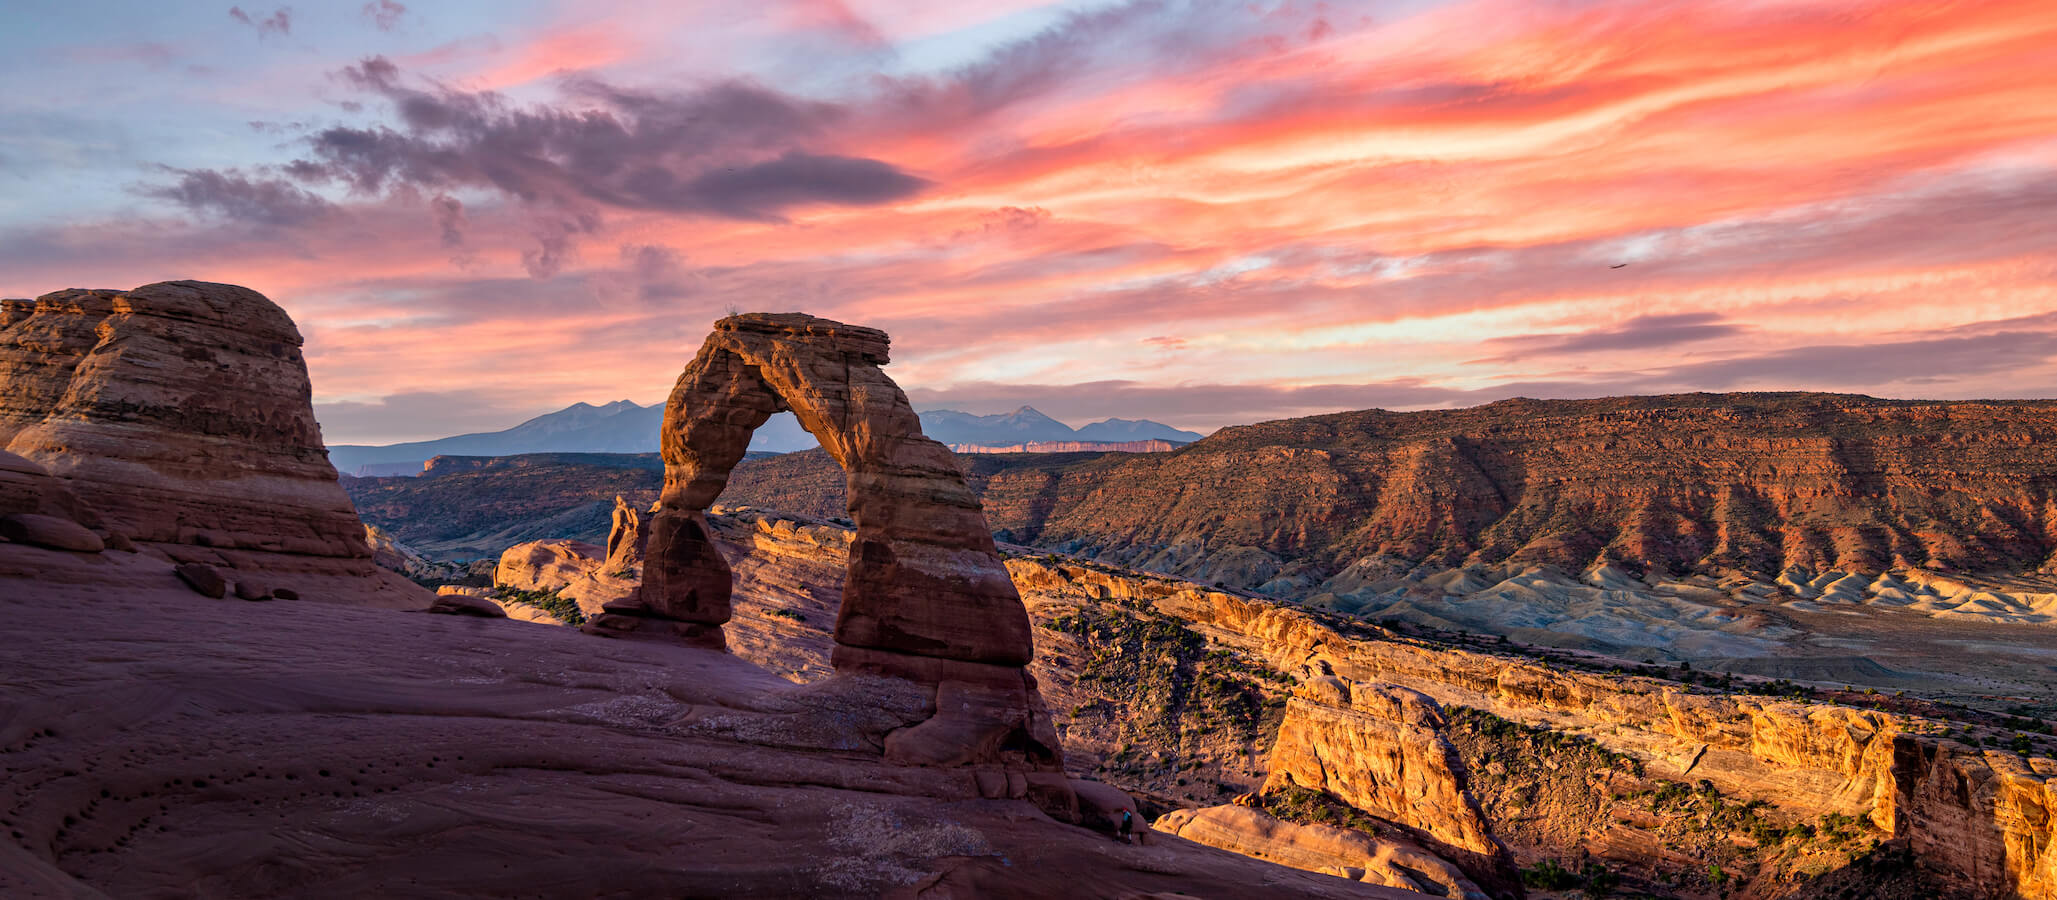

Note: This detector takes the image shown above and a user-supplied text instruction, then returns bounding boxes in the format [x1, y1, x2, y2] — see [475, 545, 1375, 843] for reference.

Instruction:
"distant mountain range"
[918, 406, 1202, 447]
[326, 401, 1200, 477]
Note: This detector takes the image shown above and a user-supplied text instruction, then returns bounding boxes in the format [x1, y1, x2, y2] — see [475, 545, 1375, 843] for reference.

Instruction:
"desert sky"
[3, 0, 2054, 443]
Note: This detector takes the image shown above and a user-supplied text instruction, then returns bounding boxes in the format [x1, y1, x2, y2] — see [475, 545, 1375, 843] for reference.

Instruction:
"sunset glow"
[5, 0, 2055, 443]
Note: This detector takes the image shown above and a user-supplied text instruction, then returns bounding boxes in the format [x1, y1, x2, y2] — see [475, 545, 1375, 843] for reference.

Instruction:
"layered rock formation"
[0, 281, 427, 607]
[1131, 577, 2056, 898]
[1264, 678, 1509, 884]
[686, 394, 2057, 588]
[585, 313, 1053, 772]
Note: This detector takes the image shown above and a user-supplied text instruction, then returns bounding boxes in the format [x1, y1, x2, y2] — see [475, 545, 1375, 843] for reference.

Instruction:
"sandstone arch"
[594, 313, 1034, 678]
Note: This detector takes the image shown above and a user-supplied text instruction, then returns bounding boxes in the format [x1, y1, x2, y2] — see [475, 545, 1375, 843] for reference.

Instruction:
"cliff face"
[985, 394, 2057, 583]
[429, 502, 2057, 897]
[693, 394, 2057, 586]
[1004, 553, 2057, 899]
[348, 394, 2057, 588]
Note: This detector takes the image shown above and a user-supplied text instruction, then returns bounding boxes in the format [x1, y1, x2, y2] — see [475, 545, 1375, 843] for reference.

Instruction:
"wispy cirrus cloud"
[3, 0, 2055, 443]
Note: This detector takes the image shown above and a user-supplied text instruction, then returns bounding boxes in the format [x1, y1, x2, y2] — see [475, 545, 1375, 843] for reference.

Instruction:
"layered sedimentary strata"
[0, 282, 427, 606]
[1037, 559, 2057, 899]
[1264, 678, 1508, 878]
[579, 314, 1057, 773]
[625, 313, 1032, 674]
[699, 394, 2057, 588]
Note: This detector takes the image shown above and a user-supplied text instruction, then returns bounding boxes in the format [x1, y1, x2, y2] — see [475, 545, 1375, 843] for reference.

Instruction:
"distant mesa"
[329, 399, 1197, 476]
[950, 438, 1185, 454]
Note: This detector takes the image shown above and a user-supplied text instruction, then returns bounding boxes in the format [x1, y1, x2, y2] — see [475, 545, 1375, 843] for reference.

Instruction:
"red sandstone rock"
[582, 313, 1056, 776]
[0, 513, 103, 553]
[0, 450, 98, 527]
[428, 593, 507, 618]
[629, 313, 1032, 671]
[173, 562, 227, 599]
[604, 494, 646, 572]
[0, 281, 430, 608]
[495, 538, 606, 591]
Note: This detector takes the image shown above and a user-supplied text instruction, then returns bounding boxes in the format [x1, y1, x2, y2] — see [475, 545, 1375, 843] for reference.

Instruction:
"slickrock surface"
[0, 450, 97, 527]
[0, 549, 1412, 900]
[1154, 805, 1485, 899]
[497, 539, 608, 593]
[0, 281, 428, 608]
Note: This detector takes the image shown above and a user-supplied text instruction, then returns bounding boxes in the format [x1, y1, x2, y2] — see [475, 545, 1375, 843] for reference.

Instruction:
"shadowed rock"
[0, 281, 429, 607]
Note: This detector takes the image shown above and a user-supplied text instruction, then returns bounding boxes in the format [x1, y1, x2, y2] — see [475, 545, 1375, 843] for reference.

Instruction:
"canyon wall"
[1009, 555, 2057, 898]
[699, 394, 2057, 587]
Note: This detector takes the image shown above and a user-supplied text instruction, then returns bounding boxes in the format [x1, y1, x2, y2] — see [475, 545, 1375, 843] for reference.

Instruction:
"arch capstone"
[588, 313, 1037, 681]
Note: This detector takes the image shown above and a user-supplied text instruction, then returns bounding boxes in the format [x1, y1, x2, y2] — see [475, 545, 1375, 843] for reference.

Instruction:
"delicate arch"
[612, 313, 1033, 672]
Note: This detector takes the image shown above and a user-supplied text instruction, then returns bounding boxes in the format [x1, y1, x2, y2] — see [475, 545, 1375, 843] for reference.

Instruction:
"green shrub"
[495, 586, 586, 626]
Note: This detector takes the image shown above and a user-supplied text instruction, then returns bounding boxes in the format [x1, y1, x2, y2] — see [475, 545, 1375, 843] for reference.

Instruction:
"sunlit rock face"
[617, 312, 1033, 674]
[0, 281, 427, 607]
[580, 312, 1056, 772]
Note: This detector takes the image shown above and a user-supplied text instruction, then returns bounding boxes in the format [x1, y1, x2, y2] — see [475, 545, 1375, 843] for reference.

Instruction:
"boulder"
[496, 539, 605, 592]
[1071, 779, 1139, 832]
[0, 450, 97, 525]
[428, 593, 507, 618]
[173, 562, 227, 599]
[1154, 805, 1487, 900]
[233, 579, 271, 601]
[0, 513, 104, 553]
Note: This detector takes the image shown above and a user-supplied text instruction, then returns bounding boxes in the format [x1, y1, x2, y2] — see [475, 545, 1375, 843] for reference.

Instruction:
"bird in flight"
[1609, 263, 1628, 269]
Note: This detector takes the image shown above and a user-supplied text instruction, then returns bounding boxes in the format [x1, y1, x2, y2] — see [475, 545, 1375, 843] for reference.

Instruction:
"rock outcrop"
[0, 281, 429, 607]
[615, 314, 1032, 669]
[590, 313, 1055, 772]
[1155, 804, 1486, 899]
[1264, 678, 1509, 883]
[1148, 578, 2055, 897]
[497, 539, 607, 593]
[604, 494, 645, 572]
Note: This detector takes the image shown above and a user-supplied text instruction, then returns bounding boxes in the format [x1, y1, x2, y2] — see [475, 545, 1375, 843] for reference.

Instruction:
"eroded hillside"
[465, 507, 2057, 899]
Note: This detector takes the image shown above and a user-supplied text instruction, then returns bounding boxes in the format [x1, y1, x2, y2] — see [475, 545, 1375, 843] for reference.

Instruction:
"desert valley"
[7, 2, 2057, 898]
[4, 281, 2057, 899]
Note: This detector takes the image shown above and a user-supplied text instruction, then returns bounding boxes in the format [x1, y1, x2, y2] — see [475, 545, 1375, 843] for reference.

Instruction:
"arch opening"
[604, 313, 1035, 675]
